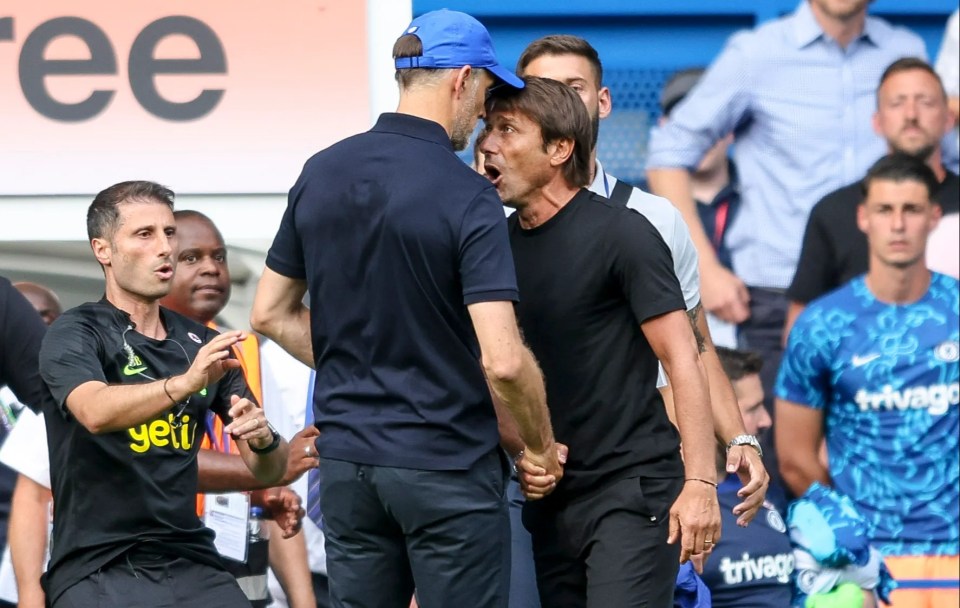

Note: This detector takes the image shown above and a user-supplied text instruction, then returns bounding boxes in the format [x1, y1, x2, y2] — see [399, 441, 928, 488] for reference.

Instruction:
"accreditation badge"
[204, 492, 251, 562]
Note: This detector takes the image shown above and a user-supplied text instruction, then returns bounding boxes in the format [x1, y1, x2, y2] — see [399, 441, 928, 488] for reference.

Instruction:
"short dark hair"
[173, 209, 225, 246]
[716, 347, 763, 383]
[660, 67, 706, 117]
[516, 35, 603, 87]
[860, 152, 939, 201]
[87, 181, 175, 241]
[486, 77, 593, 187]
[877, 57, 947, 103]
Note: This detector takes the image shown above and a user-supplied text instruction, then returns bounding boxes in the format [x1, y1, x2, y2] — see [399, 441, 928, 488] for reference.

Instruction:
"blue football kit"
[776, 273, 959, 556]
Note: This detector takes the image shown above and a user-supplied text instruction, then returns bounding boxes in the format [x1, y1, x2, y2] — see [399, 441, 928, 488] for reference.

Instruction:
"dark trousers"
[53, 551, 250, 608]
[739, 286, 789, 499]
[319, 449, 510, 608]
[507, 476, 540, 608]
[312, 572, 331, 608]
[523, 476, 683, 608]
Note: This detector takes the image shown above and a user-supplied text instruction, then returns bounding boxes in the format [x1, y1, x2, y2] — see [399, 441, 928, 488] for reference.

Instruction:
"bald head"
[160, 210, 231, 324]
[14, 281, 62, 326]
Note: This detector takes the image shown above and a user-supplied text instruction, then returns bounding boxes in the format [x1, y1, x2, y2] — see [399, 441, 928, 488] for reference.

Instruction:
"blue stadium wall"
[414, 0, 958, 182]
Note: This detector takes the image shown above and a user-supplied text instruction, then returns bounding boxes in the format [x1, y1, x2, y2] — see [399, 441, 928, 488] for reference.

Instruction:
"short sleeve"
[265, 171, 309, 280]
[787, 201, 838, 304]
[0, 408, 50, 488]
[458, 188, 519, 305]
[608, 209, 686, 323]
[774, 307, 834, 410]
[0, 279, 47, 413]
[39, 317, 108, 414]
[623, 189, 701, 311]
[665, 207, 701, 310]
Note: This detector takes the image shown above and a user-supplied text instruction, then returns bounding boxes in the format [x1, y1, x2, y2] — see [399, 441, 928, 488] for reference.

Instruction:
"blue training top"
[700, 475, 795, 607]
[776, 273, 960, 556]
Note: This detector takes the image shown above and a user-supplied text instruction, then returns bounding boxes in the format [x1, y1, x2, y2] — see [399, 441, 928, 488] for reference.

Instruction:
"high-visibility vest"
[195, 327, 262, 516]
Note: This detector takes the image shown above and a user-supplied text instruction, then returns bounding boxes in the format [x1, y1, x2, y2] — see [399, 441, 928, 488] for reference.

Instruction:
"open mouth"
[484, 164, 503, 186]
[155, 264, 174, 280]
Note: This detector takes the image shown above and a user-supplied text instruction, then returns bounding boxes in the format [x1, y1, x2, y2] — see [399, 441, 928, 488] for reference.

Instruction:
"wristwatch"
[250, 422, 282, 454]
[726, 434, 762, 458]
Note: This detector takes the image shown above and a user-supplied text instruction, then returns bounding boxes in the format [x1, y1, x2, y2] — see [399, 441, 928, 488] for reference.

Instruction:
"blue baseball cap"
[394, 10, 524, 89]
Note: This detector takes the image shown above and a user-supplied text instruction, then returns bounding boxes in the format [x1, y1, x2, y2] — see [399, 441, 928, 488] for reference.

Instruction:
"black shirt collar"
[95, 296, 179, 339]
[371, 113, 454, 153]
[513, 188, 593, 236]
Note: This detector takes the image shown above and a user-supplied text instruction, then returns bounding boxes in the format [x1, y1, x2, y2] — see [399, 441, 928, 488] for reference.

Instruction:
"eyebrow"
[180, 247, 227, 256]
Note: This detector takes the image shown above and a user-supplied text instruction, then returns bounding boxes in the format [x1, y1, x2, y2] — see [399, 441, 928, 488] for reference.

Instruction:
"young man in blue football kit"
[777, 153, 959, 608]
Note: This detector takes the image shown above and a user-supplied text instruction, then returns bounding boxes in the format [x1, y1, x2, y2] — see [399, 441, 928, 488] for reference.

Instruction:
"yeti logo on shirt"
[128, 412, 196, 453]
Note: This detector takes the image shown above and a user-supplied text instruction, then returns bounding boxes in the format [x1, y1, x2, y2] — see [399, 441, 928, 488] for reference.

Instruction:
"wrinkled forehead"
[483, 106, 541, 136]
[115, 198, 175, 227]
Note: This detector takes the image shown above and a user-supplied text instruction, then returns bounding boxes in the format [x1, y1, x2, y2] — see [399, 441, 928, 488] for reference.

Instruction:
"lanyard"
[305, 370, 316, 426]
[204, 411, 231, 454]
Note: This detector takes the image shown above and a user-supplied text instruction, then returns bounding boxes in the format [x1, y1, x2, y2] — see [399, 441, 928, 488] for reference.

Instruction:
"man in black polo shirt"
[37, 181, 290, 608]
[480, 77, 720, 607]
[787, 57, 959, 334]
[251, 9, 560, 608]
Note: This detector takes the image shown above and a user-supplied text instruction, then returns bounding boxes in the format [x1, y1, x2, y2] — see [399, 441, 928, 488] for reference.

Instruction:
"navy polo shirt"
[266, 113, 518, 471]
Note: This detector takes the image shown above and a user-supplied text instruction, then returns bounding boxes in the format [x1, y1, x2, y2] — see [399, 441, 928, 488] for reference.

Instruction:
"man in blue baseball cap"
[252, 8, 560, 608]
[391, 9, 524, 150]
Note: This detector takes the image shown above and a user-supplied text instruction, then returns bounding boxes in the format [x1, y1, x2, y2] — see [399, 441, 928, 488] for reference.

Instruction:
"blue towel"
[788, 482, 873, 567]
[674, 562, 711, 608]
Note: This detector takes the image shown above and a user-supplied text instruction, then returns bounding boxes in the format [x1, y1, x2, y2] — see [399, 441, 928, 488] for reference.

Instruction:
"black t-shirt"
[0, 276, 47, 552]
[266, 113, 518, 471]
[510, 190, 686, 503]
[788, 170, 960, 304]
[0, 276, 46, 413]
[37, 299, 251, 603]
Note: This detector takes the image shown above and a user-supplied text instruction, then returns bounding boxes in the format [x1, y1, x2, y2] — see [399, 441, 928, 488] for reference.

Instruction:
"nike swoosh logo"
[123, 365, 148, 376]
[851, 353, 882, 367]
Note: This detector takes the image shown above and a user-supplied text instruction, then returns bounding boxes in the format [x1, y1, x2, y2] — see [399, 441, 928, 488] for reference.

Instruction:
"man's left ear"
[598, 87, 612, 119]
